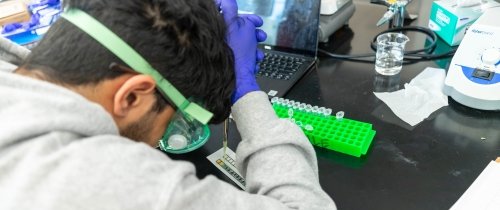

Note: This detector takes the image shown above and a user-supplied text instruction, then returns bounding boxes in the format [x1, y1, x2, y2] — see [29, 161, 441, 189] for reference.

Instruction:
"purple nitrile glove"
[2, 23, 23, 33]
[216, 0, 267, 104]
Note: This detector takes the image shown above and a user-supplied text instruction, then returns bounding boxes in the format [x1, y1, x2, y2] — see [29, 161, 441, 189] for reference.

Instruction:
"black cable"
[404, 48, 457, 61]
[318, 48, 422, 64]
[319, 26, 457, 63]
[318, 49, 375, 63]
[318, 45, 378, 61]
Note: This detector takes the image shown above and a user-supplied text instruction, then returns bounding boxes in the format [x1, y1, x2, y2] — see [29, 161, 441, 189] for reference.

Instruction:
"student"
[0, 0, 336, 209]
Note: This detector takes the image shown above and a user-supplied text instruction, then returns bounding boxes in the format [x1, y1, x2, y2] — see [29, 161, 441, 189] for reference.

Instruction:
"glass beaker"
[373, 72, 401, 92]
[375, 33, 409, 75]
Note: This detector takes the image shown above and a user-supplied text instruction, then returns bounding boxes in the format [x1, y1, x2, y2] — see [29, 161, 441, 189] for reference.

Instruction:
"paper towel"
[374, 67, 448, 126]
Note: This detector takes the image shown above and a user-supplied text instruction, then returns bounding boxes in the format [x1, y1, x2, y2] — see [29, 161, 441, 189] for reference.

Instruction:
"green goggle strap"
[60, 9, 213, 124]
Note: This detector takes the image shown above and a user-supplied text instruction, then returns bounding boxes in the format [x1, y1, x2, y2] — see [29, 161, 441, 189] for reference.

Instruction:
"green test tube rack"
[271, 97, 376, 157]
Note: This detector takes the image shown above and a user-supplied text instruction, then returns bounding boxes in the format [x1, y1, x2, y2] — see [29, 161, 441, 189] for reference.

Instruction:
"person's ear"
[112, 75, 157, 119]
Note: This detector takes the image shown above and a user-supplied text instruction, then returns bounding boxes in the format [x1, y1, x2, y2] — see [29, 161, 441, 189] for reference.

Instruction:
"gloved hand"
[216, 0, 267, 104]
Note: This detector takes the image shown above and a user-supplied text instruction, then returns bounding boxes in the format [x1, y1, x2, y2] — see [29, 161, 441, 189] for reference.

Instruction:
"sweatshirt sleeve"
[167, 91, 335, 210]
[231, 91, 336, 209]
[0, 37, 30, 65]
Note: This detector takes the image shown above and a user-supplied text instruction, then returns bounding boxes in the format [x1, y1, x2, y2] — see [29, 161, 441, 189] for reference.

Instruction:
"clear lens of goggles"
[158, 111, 210, 154]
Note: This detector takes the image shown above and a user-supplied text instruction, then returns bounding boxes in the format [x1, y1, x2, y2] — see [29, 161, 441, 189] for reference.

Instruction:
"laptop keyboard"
[256, 52, 306, 80]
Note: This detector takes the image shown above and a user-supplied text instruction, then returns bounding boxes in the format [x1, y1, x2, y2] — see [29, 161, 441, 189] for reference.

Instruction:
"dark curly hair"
[22, 0, 235, 123]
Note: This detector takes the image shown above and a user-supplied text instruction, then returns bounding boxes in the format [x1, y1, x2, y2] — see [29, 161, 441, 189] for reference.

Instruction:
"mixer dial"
[481, 48, 500, 66]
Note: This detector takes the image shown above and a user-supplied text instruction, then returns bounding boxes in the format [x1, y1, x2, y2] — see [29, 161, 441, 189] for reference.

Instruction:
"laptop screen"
[237, 0, 321, 57]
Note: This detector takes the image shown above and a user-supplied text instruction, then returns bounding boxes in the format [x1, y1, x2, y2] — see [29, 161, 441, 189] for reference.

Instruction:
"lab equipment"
[428, 0, 500, 46]
[336, 111, 345, 120]
[375, 32, 409, 75]
[304, 124, 314, 131]
[374, 72, 401, 92]
[287, 108, 294, 118]
[207, 147, 246, 190]
[272, 97, 331, 117]
[321, 0, 341, 15]
[222, 119, 228, 158]
[444, 7, 500, 110]
[60, 9, 215, 154]
[318, 0, 355, 42]
[159, 110, 211, 153]
[271, 97, 376, 157]
[376, 0, 409, 28]
[238, 0, 320, 98]
[376, 10, 395, 27]
[1, 0, 62, 47]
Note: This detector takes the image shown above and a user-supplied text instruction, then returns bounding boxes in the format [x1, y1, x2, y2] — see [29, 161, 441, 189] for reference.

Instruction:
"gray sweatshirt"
[0, 38, 336, 210]
[0, 37, 29, 73]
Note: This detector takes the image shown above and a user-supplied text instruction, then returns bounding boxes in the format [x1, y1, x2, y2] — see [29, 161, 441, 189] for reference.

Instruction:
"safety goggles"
[108, 63, 211, 153]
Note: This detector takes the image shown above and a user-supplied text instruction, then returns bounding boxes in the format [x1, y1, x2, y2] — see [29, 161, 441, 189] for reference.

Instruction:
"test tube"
[278, 98, 285, 105]
[298, 104, 305, 111]
[312, 106, 319, 114]
[305, 104, 313, 112]
[318, 107, 326, 115]
[294, 102, 301, 109]
[271, 97, 279, 104]
[324, 108, 333, 116]
[336, 111, 345, 120]
[305, 124, 314, 131]
[288, 108, 294, 118]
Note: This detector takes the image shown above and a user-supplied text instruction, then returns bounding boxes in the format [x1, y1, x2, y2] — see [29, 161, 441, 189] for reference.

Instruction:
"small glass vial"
[271, 97, 279, 104]
[278, 98, 285, 105]
[318, 107, 326, 115]
[294, 102, 301, 109]
[305, 104, 313, 112]
[298, 104, 306, 111]
[312, 106, 319, 114]
[336, 111, 345, 120]
[324, 108, 333, 116]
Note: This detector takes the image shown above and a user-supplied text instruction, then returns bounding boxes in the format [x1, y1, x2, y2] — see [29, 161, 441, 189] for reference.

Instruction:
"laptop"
[237, 0, 321, 98]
